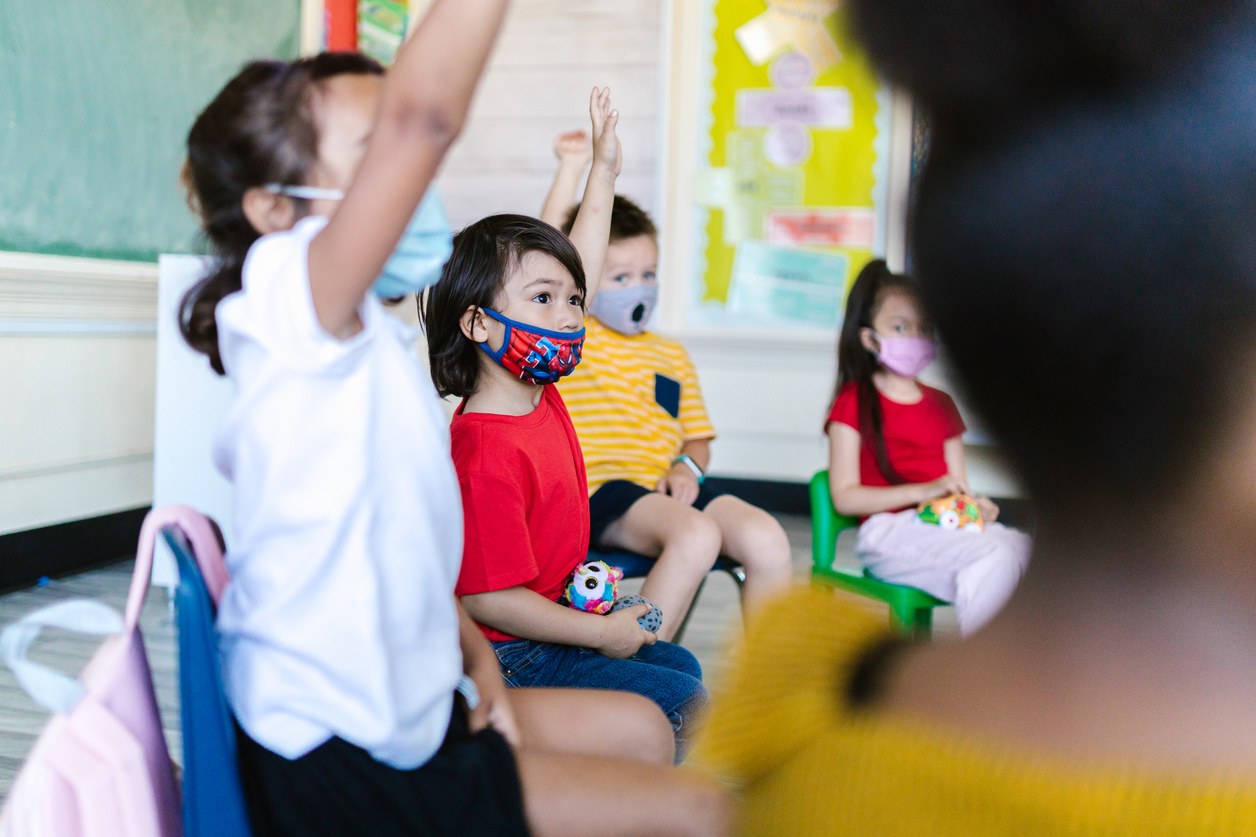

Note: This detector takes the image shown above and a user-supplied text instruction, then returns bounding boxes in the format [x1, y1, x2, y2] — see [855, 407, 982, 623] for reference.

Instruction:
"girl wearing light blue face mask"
[825, 259, 1032, 636]
[264, 183, 453, 300]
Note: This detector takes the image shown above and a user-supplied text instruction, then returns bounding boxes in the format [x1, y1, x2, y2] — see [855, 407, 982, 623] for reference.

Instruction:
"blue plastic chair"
[165, 526, 254, 837]
[589, 547, 745, 643]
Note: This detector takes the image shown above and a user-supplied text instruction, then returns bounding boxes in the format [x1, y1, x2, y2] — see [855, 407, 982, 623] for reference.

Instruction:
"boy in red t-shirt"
[825, 260, 1031, 635]
[421, 91, 707, 762]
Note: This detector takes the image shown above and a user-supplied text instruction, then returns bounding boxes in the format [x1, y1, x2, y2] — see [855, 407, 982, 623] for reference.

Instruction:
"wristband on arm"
[672, 453, 705, 485]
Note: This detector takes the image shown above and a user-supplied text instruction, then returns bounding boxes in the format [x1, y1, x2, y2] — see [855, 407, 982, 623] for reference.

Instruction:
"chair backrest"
[588, 547, 656, 580]
[809, 470, 860, 573]
[165, 526, 253, 837]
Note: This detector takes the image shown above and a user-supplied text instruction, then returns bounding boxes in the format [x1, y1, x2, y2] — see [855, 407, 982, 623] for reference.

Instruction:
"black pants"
[236, 697, 528, 837]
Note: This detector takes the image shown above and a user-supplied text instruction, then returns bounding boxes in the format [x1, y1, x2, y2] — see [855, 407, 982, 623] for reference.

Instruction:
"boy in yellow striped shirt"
[542, 137, 793, 638]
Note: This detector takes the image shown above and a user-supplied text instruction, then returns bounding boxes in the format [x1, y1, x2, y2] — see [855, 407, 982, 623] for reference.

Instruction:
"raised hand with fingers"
[565, 86, 623, 308]
[553, 128, 592, 168]
[588, 86, 622, 178]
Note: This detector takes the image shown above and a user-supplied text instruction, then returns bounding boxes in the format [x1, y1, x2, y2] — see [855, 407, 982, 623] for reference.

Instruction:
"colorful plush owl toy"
[564, 560, 664, 633]
[917, 493, 984, 532]
[566, 560, 623, 614]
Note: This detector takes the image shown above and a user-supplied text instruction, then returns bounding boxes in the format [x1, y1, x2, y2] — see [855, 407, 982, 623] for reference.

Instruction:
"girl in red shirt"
[826, 260, 1031, 635]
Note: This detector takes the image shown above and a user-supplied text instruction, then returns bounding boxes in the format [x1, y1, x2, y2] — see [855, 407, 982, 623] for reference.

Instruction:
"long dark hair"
[178, 53, 384, 374]
[420, 214, 587, 399]
[835, 259, 924, 485]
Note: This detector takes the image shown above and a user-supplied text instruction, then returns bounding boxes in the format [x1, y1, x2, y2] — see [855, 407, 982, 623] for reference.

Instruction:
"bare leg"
[600, 493, 722, 641]
[510, 687, 675, 764]
[702, 496, 794, 617]
[517, 749, 733, 837]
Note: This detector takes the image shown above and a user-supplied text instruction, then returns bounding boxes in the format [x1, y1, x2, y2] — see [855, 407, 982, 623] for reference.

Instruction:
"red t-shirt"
[827, 382, 966, 489]
[451, 384, 590, 642]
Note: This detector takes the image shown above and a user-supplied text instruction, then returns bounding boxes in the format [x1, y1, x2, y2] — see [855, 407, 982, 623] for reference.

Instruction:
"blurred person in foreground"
[694, 1, 1256, 833]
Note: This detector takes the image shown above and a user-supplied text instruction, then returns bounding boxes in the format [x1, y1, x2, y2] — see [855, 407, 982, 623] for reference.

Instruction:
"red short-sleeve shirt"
[827, 382, 966, 488]
[451, 385, 590, 642]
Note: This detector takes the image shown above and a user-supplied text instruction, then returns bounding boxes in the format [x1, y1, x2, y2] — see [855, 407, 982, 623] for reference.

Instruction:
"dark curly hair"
[561, 194, 656, 243]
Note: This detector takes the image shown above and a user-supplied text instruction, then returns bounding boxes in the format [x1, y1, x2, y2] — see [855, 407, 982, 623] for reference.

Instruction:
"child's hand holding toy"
[918, 494, 985, 532]
[565, 560, 664, 634]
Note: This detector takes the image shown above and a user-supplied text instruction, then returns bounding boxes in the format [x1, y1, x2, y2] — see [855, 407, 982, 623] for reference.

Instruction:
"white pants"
[855, 509, 1032, 636]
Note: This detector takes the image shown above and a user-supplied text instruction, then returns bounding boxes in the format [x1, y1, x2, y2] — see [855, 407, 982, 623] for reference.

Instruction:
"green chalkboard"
[0, 0, 302, 262]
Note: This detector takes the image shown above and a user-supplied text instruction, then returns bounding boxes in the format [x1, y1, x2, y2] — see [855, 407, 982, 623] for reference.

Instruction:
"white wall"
[0, 254, 157, 534]
[436, 0, 663, 227]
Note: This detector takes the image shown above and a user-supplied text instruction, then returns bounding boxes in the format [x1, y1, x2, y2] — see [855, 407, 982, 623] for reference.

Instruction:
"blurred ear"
[459, 306, 489, 344]
[860, 327, 879, 353]
[241, 187, 296, 236]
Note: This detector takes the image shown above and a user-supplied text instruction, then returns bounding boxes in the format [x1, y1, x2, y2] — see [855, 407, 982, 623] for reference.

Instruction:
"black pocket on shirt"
[655, 373, 681, 418]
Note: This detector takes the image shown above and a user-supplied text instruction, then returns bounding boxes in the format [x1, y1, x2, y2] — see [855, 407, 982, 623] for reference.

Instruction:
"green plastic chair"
[809, 470, 946, 638]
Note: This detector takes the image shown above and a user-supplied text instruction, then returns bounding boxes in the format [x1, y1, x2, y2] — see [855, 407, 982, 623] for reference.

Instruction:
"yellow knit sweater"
[695, 589, 1256, 835]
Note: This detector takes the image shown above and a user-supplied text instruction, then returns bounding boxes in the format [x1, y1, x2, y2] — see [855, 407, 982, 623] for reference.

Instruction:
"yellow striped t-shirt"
[558, 316, 716, 496]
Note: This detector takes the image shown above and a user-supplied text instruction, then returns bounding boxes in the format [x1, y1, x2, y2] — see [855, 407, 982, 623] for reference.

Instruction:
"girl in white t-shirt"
[176, 3, 728, 836]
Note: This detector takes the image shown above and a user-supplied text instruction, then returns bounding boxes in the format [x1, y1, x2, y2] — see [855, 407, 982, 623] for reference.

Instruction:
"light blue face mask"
[265, 183, 454, 298]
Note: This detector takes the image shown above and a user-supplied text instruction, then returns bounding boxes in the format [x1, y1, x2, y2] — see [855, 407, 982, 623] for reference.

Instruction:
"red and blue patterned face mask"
[478, 308, 585, 384]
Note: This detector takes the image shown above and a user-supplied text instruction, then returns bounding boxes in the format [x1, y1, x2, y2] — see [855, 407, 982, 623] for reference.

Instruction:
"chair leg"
[671, 576, 707, 645]
[725, 565, 746, 599]
[912, 607, 933, 640]
[889, 600, 934, 640]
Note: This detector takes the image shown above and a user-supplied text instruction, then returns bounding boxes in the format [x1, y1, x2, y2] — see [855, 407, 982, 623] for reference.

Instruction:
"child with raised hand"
[422, 90, 710, 763]
[827, 259, 1030, 635]
[540, 152, 793, 640]
[177, 4, 729, 834]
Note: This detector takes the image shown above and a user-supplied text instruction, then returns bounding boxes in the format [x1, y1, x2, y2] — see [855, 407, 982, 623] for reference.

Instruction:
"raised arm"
[308, 0, 509, 337]
[566, 88, 621, 310]
[539, 129, 591, 228]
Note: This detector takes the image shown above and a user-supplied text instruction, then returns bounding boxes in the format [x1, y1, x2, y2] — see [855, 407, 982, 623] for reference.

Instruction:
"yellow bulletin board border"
[687, 0, 894, 334]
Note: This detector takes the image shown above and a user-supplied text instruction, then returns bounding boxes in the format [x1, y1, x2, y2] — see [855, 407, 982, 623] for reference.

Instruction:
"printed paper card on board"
[690, 0, 891, 332]
[727, 240, 849, 328]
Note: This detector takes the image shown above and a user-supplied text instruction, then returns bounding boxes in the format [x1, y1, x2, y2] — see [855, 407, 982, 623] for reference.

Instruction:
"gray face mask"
[589, 284, 658, 335]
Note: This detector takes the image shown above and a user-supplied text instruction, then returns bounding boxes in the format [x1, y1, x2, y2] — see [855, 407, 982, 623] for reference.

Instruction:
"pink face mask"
[873, 333, 937, 377]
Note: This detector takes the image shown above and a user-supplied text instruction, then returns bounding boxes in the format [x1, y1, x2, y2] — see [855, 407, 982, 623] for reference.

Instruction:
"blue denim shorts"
[491, 638, 708, 763]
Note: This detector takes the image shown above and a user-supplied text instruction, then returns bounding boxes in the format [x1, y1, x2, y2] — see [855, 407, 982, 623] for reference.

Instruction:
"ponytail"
[179, 53, 383, 374]
[834, 259, 923, 485]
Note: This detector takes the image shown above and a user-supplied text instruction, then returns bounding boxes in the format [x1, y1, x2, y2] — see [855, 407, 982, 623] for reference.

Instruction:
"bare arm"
[827, 422, 966, 517]
[943, 436, 968, 487]
[308, 0, 509, 337]
[946, 436, 1003, 522]
[459, 598, 502, 677]
[567, 88, 621, 310]
[461, 585, 654, 659]
[539, 130, 591, 227]
[656, 438, 712, 506]
[457, 599, 520, 745]
[681, 438, 711, 471]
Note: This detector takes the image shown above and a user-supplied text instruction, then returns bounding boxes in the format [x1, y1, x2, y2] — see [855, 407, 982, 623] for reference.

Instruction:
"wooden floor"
[0, 513, 958, 800]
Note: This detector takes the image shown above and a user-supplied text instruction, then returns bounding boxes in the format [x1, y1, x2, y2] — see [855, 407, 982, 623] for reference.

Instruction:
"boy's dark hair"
[561, 195, 657, 243]
[850, 0, 1256, 522]
[835, 259, 924, 485]
[421, 214, 587, 399]
[178, 53, 384, 375]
